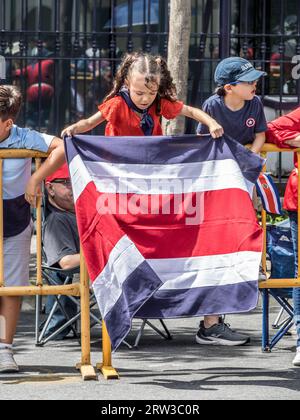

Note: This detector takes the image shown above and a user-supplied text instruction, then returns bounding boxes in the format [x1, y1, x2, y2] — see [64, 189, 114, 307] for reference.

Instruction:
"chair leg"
[144, 320, 172, 340]
[133, 320, 147, 348]
[133, 319, 172, 349]
[270, 319, 295, 350]
[37, 294, 79, 345]
[159, 319, 172, 340]
[262, 289, 271, 352]
[272, 307, 285, 329]
[35, 295, 42, 345]
[41, 313, 82, 345]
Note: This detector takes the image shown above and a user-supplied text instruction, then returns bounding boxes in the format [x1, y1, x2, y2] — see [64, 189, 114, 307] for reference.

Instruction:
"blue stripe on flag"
[98, 261, 163, 351]
[136, 281, 259, 319]
[64, 135, 264, 184]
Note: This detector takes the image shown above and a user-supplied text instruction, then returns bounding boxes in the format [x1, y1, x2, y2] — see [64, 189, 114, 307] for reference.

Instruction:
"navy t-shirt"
[197, 94, 268, 145]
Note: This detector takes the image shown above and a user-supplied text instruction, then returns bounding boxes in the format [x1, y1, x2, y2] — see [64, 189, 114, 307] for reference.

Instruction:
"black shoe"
[196, 321, 250, 346]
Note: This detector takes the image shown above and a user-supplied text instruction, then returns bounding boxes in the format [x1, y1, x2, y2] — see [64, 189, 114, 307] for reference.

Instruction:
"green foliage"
[256, 211, 289, 225]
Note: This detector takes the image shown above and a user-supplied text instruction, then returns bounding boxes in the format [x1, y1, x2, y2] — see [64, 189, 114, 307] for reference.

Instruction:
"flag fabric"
[64, 134, 264, 351]
[256, 172, 282, 215]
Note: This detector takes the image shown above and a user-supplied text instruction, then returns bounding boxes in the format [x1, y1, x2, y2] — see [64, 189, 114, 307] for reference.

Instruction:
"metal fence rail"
[0, 145, 299, 378]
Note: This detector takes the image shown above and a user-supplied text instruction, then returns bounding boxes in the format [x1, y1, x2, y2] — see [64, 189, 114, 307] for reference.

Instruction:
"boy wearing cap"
[198, 57, 267, 154]
[0, 85, 62, 373]
[196, 57, 268, 346]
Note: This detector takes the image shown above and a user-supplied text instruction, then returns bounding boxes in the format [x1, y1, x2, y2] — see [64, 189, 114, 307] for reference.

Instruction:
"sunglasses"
[51, 179, 72, 187]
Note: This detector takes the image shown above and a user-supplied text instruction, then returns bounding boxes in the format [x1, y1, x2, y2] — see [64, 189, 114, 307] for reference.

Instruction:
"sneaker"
[0, 348, 19, 373]
[196, 321, 250, 346]
[293, 348, 300, 367]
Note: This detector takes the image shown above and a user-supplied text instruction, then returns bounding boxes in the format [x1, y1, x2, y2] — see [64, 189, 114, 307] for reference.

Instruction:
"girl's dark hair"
[104, 51, 178, 114]
[215, 86, 226, 97]
[0, 85, 22, 121]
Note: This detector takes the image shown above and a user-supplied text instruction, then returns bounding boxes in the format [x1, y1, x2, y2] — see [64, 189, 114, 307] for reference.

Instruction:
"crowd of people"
[0, 51, 299, 374]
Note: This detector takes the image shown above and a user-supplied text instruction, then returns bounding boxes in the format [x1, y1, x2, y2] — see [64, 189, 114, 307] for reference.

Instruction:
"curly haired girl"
[61, 51, 224, 138]
[25, 52, 224, 206]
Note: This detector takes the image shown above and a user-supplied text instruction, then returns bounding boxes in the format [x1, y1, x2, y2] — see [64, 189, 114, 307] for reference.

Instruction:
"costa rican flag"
[65, 134, 264, 351]
[256, 173, 282, 215]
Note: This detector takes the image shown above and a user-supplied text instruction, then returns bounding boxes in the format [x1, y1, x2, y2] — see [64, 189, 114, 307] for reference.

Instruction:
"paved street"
[0, 302, 299, 400]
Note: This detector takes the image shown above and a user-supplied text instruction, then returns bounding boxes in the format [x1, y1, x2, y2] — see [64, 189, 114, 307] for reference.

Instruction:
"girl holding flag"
[25, 51, 254, 348]
[26, 51, 224, 201]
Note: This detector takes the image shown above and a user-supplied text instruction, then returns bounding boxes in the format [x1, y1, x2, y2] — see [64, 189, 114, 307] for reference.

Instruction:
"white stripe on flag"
[92, 235, 145, 319]
[69, 155, 93, 202]
[71, 158, 250, 196]
[93, 242, 260, 319]
[148, 251, 261, 290]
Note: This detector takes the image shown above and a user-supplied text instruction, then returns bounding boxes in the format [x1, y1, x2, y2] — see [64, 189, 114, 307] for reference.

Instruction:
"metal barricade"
[259, 144, 300, 289]
[0, 150, 118, 380]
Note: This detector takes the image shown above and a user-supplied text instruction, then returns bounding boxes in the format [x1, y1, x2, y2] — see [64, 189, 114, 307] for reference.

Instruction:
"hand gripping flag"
[256, 172, 282, 215]
[65, 134, 264, 351]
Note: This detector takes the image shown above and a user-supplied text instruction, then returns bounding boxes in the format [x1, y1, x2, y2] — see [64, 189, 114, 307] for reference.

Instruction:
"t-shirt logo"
[246, 118, 256, 128]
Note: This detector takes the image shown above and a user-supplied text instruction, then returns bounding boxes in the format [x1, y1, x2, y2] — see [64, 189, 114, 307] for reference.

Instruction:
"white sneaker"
[0, 348, 19, 373]
[292, 348, 300, 367]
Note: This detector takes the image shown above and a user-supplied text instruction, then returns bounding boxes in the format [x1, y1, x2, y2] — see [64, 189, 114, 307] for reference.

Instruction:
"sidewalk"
[0, 306, 300, 400]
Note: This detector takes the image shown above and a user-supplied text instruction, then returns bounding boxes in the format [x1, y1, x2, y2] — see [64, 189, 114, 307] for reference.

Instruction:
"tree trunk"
[164, 0, 191, 135]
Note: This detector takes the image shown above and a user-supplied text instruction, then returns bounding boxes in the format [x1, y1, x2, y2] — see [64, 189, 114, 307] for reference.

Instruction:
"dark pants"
[44, 272, 77, 340]
[289, 211, 300, 348]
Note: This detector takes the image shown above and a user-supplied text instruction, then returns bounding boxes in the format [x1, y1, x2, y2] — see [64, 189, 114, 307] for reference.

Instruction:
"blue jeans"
[44, 273, 77, 340]
[289, 212, 300, 348]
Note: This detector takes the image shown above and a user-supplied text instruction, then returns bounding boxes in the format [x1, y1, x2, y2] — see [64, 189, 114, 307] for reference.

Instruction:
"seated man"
[42, 164, 80, 339]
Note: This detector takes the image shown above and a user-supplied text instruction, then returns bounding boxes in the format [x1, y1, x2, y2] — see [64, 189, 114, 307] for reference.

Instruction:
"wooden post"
[76, 247, 97, 380]
[97, 321, 119, 380]
[35, 159, 43, 287]
[261, 152, 267, 274]
[0, 149, 98, 381]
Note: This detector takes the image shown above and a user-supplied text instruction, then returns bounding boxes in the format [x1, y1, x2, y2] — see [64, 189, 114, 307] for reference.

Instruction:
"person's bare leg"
[0, 297, 22, 344]
[204, 315, 219, 329]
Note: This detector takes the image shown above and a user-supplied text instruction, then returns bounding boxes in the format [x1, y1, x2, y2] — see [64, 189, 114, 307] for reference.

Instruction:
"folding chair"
[131, 319, 172, 348]
[36, 269, 172, 348]
[35, 256, 103, 346]
[35, 191, 102, 346]
[261, 224, 295, 352]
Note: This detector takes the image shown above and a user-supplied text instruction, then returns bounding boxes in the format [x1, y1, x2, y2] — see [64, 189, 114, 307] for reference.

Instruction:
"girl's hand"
[25, 177, 43, 208]
[61, 124, 77, 138]
[285, 138, 300, 148]
[208, 121, 224, 139]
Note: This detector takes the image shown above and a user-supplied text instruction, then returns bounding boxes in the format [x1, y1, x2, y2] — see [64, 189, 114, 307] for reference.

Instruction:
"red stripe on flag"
[75, 183, 262, 279]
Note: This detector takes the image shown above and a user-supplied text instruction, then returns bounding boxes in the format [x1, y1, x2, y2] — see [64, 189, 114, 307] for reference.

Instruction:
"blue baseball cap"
[215, 57, 267, 86]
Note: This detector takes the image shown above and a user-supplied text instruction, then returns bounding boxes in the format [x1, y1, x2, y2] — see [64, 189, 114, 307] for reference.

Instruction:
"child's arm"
[61, 111, 105, 137]
[285, 135, 300, 148]
[180, 105, 224, 138]
[25, 141, 66, 207]
[250, 132, 266, 154]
